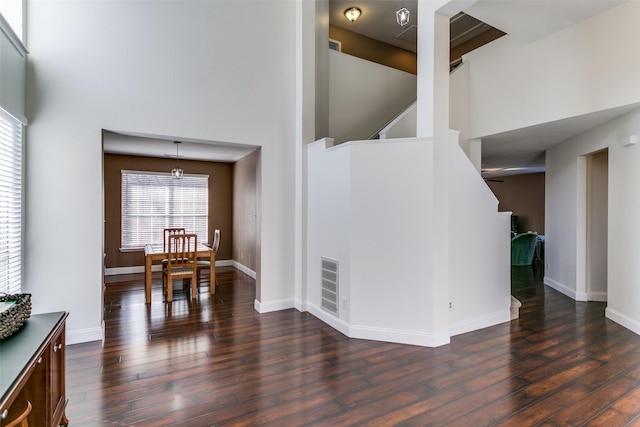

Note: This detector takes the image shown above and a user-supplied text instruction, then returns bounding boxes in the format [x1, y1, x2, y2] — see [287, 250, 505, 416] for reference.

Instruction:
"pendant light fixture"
[171, 141, 184, 179]
[396, 6, 410, 26]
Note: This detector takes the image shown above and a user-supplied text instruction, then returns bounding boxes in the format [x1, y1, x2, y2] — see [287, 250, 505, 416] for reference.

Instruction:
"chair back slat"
[163, 228, 186, 252]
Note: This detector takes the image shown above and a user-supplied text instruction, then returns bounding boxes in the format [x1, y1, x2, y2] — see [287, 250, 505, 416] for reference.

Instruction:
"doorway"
[583, 149, 609, 301]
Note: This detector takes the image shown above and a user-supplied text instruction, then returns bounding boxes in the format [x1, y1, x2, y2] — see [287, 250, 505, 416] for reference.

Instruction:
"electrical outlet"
[546, 263, 550, 271]
[342, 297, 348, 309]
[449, 302, 453, 309]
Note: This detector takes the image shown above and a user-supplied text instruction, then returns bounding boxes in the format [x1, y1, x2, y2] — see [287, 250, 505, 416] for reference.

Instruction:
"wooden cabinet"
[0, 312, 69, 426]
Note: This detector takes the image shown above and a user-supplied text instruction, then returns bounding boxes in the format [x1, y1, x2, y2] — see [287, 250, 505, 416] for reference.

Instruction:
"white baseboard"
[295, 299, 308, 312]
[588, 291, 608, 302]
[66, 326, 103, 345]
[306, 302, 450, 347]
[449, 309, 511, 337]
[232, 261, 256, 279]
[254, 298, 295, 313]
[544, 277, 588, 301]
[606, 307, 640, 337]
[306, 303, 350, 337]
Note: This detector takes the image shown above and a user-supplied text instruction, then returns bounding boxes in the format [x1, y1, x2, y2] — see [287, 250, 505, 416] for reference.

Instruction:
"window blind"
[121, 171, 209, 249]
[0, 107, 22, 294]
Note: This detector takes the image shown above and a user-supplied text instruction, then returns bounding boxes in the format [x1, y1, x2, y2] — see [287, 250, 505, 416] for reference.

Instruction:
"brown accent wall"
[329, 25, 417, 75]
[487, 173, 545, 235]
[232, 149, 259, 272]
[104, 154, 233, 268]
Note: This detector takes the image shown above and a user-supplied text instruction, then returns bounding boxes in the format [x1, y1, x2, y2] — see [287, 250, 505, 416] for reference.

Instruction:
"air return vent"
[321, 258, 339, 315]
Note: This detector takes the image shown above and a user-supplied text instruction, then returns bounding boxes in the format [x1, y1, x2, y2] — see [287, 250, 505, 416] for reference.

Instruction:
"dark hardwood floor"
[66, 264, 640, 426]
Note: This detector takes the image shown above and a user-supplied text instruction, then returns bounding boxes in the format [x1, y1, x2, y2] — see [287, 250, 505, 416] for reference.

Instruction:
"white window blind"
[121, 171, 209, 249]
[0, 108, 22, 295]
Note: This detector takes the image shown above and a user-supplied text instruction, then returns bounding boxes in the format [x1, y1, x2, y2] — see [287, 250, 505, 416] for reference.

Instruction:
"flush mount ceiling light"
[171, 141, 184, 179]
[344, 7, 361, 22]
[396, 7, 410, 26]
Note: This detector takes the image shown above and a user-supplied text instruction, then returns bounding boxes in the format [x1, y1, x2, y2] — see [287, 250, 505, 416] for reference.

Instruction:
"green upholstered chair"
[511, 233, 538, 266]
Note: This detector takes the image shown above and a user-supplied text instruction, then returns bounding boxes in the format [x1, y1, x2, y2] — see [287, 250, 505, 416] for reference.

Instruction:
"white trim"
[606, 307, 640, 337]
[66, 326, 103, 345]
[232, 260, 256, 279]
[0, 13, 27, 57]
[0, 104, 27, 126]
[307, 302, 450, 347]
[349, 323, 450, 347]
[544, 276, 588, 301]
[588, 291, 608, 302]
[307, 302, 350, 337]
[294, 298, 308, 312]
[254, 298, 295, 313]
[449, 309, 511, 337]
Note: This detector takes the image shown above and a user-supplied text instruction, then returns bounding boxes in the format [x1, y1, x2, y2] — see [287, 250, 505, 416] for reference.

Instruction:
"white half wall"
[307, 137, 438, 346]
[447, 131, 511, 335]
[307, 132, 511, 346]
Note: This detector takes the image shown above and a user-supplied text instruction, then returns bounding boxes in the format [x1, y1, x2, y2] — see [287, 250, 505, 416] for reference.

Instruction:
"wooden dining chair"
[2, 398, 32, 427]
[197, 229, 220, 289]
[162, 233, 197, 302]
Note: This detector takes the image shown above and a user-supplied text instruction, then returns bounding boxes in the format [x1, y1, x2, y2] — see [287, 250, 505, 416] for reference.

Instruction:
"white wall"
[463, 1, 640, 139]
[378, 102, 416, 140]
[307, 137, 437, 346]
[348, 138, 433, 342]
[26, 1, 298, 343]
[329, 50, 416, 144]
[307, 138, 352, 328]
[546, 107, 640, 335]
[447, 131, 511, 334]
[449, 62, 470, 157]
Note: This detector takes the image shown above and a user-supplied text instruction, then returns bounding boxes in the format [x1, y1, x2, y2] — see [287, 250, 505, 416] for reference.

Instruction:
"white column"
[417, 0, 451, 345]
[294, 0, 320, 310]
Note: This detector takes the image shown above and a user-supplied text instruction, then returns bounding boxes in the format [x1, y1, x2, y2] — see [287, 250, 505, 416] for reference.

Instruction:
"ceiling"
[103, 131, 257, 163]
[329, 0, 630, 176]
[104, 1, 631, 174]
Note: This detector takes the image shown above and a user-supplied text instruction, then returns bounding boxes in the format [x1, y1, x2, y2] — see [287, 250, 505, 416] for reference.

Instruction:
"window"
[0, 108, 23, 294]
[121, 171, 208, 249]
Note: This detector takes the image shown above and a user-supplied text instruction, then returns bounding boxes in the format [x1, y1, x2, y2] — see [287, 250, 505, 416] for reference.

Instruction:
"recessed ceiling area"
[480, 102, 640, 177]
[103, 131, 258, 163]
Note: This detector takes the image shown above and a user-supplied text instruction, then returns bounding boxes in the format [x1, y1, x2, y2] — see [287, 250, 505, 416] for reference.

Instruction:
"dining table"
[143, 243, 216, 303]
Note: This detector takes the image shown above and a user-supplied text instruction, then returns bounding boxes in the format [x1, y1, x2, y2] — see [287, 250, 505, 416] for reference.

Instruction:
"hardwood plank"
[63, 265, 640, 425]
